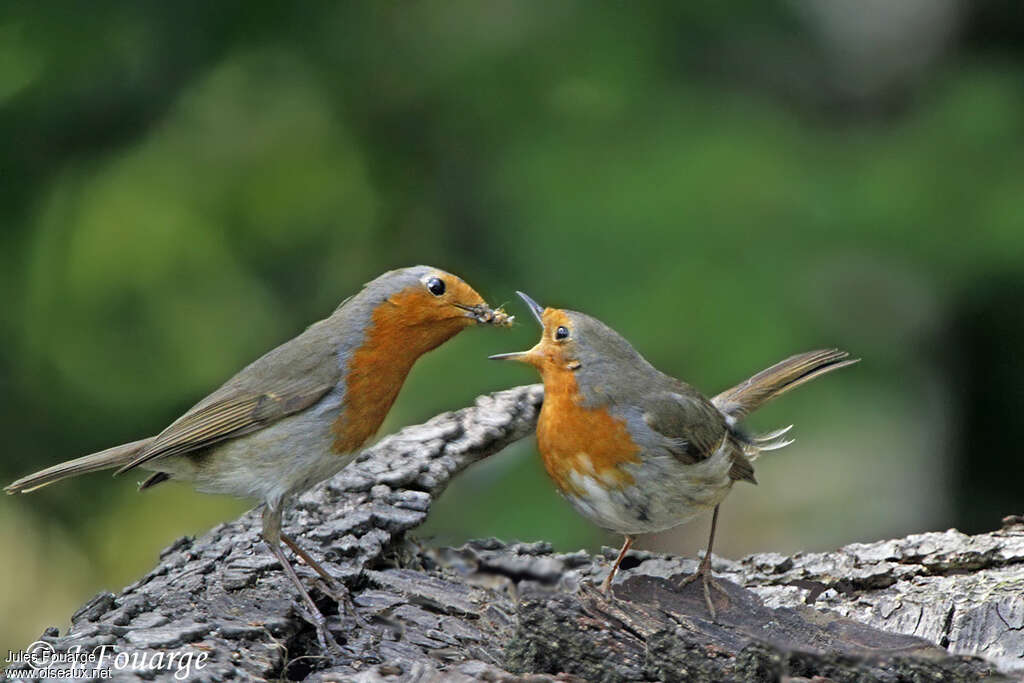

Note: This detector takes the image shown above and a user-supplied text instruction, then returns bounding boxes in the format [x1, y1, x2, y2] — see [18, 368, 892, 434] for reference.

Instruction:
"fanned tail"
[4, 438, 153, 494]
[714, 349, 857, 460]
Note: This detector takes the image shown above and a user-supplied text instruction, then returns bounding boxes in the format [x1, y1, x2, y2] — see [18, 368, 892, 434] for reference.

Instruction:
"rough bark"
[7, 385, 1022, 682]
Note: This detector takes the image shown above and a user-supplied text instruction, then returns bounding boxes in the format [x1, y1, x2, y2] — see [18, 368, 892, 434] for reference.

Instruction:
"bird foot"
[309, 572, 344, 595]
[315, 578, 374, 631]
[293, 601, 344, 654]
[575, 578, 613, 603]
[677, 560, 728, 618]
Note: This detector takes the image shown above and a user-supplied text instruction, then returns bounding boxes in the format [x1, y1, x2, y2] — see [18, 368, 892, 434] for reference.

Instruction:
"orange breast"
[536, 371, 642, 497]
[331, 288, 466, 453]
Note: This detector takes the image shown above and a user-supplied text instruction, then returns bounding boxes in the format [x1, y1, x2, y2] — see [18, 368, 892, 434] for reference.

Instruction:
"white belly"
[148, 396, 353, 510]
[564, 443, 735, 536]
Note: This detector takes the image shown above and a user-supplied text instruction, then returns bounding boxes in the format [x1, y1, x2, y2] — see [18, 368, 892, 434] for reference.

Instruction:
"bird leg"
[677, 504, 729, 618]
[281, 531, 370, 630]
[281, 532, 337, 585]
[601, 535, 634, 594]
[263, 506, 340, 652]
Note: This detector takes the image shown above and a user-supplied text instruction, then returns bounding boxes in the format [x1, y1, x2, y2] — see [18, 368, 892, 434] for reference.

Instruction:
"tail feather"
[4, 438, 153, 494]
[713, 349, 858, 421]
[754, 437, 795, 452]
[748, 424, 793, 443]
[717, 349, 857, 463]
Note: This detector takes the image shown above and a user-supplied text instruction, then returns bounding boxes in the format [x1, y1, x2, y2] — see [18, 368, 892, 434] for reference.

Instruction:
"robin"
[6, 265, 513, 649]
[491, 292, 856, 617]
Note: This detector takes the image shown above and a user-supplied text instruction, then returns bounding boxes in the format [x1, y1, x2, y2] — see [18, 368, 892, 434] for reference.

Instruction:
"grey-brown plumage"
[491, 291, 858, 617]
[6, 324, 344, 493]
[6, 266, 508, 649]
[713, 348, 859, 421]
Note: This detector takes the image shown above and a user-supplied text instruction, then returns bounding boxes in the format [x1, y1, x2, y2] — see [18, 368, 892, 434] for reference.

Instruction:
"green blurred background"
[3, 0, 1022, 654]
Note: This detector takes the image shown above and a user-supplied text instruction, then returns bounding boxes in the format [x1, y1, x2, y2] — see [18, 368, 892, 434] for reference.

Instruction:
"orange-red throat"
[332, 270, 497, 453]
[489, 292, 642, 495]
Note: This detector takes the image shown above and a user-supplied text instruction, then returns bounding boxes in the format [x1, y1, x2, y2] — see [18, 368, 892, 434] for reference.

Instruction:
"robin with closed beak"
[491, 292, 856, 617]
[6, 265, 513, 649]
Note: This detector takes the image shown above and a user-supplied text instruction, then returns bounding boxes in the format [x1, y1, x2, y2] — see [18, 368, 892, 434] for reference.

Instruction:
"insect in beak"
[453, 302, 516, 326]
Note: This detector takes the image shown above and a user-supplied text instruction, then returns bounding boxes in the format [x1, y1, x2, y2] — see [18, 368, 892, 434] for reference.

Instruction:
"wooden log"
[7, 385, 1020, 681]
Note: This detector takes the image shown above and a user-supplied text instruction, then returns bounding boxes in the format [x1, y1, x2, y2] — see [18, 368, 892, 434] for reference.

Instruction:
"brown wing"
[640, 389, 727, 465]
[641, 388, 756, 483]
[116, 317, 343, 474]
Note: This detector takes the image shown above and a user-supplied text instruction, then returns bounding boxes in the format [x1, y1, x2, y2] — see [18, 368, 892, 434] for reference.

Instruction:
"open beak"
[516, 291, 545, 326]
[487, 291, 544, 362]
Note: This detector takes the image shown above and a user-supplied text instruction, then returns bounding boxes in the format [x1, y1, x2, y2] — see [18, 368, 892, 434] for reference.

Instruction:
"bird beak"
[516, 291, 545, 326]
[488, 350, 532, 362]
[487, 291, 545, 362]
[485, 290, 544, 362]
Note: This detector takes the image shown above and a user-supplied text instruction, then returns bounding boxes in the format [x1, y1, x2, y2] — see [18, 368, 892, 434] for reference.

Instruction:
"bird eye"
[554, 326, 570, 341]
[426, 277, 446, 296]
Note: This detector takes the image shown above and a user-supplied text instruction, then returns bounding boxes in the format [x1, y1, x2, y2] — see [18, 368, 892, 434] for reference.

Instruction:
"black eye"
[427, 277, 446, 296]
[554, 326, 569, 341]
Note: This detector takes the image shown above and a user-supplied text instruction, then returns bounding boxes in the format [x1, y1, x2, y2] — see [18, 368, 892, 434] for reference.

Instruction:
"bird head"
[355, 266, 513, 359]
[489, 291, 642, 382]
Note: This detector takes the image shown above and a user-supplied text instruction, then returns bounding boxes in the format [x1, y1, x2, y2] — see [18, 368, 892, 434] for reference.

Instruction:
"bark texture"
[8, 385, 1022, 682]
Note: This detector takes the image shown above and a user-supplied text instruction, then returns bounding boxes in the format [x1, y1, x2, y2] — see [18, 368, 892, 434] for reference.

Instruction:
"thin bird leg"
[263, 507, 340, 652]
[678, 505, 729, 618]
[601, 535, 634, 594]
[281, 531, 370, 629]
[281, 532, 336, 585]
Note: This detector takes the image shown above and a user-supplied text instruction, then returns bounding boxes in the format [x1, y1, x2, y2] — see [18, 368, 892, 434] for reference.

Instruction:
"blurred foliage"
[2, 0, 1023, 654]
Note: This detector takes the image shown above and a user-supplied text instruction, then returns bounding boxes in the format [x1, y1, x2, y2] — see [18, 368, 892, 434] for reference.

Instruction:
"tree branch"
[10, 385, 1021, 681]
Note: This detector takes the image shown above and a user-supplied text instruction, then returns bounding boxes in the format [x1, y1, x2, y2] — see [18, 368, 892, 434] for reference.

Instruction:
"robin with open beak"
[6, 265, 513, 649]
[491, 291, 856, 617]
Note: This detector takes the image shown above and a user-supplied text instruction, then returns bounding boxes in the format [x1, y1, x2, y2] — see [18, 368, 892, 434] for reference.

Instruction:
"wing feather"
[641, 389, 726, 465]
[641, 388, 756, 483]
[115, 316, 345, 474]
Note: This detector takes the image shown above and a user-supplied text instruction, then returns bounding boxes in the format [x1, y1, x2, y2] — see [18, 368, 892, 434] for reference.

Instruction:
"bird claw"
[318, 627, 343, 655]
[677, 560, 728, 619]
[293, 601, 343, 654]
[316, 578, 374, 631]
[574, 578, 611, 602]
